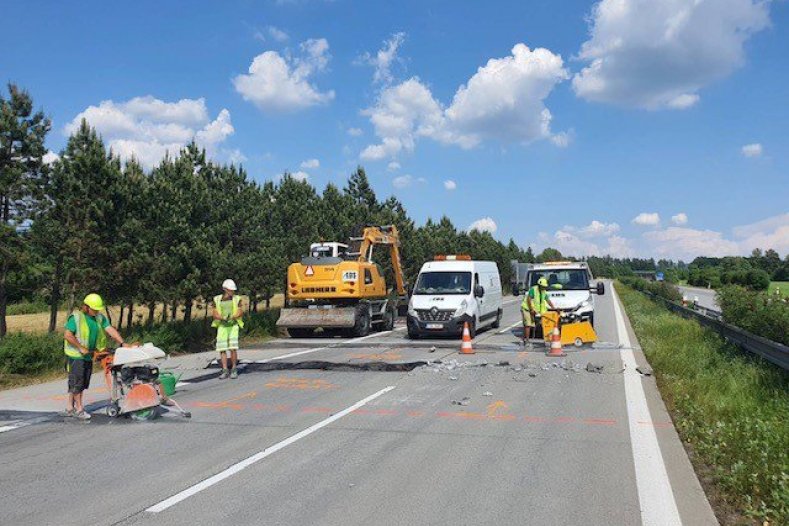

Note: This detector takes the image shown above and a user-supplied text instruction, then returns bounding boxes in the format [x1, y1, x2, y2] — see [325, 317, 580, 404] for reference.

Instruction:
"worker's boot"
[219, 369, 229, 380]
[230, 369, 238, 379]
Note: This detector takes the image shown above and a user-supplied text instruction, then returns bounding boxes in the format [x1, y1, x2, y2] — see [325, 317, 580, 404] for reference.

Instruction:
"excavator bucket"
[276, 307, 358, 329]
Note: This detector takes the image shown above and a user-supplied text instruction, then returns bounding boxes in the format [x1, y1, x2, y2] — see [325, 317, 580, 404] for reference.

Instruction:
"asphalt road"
[677, 285, 719, 311]
[0, 284, 717, 525]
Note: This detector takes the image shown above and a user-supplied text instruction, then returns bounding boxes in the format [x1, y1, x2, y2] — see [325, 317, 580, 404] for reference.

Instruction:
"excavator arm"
[350, 225, 406, 296]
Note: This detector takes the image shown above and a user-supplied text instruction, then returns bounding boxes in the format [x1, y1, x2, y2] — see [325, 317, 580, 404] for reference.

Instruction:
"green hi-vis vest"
[64, 310, 108, 359]
[522, 285, 550, 314]
[212, 295, 245, 329]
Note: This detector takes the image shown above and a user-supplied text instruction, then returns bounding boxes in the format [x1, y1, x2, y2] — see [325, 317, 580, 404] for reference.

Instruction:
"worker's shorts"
[521, 308, 535, 328]
[66, 357, 92, 394]
[216, 324, 240, 353]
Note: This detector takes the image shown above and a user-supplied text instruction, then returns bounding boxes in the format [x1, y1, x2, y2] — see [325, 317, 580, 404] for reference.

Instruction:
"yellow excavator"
[276, 225, 407, 337]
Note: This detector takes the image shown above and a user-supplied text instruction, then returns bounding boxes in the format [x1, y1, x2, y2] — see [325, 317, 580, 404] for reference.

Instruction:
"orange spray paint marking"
[265, 376, 336, 390]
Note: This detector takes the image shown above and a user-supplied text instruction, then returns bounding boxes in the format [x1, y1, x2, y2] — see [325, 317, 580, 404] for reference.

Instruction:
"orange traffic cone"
[460, 322, 475, 354]
[546, 327, 566, 357]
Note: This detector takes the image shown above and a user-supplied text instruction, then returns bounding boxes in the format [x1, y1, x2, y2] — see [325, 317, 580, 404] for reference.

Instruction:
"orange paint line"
[554, 416, 576, 423]
[523, 416, 546, 423]
[489, 414, 517, 421]
[373, 409, 399, 416]
[407, 411, 425, 417]
[584, 418, 616, 426]
[436, 411, 487, 420]
[301, 407, 333, 414]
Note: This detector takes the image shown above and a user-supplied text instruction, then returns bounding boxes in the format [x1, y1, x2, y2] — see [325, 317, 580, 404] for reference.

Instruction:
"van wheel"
[352, 305, 371, 337]
[407, 327, 420, 339]
[491, 309, 502, 329]
[465, 319, 477, 339]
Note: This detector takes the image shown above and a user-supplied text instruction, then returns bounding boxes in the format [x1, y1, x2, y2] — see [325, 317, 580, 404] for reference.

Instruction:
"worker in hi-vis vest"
[212, 279, 245, 379]
[63, 293, 131, 420]
[521, 277, 555, 346]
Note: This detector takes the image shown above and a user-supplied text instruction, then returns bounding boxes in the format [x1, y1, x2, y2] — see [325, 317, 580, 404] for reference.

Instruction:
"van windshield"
[528, 270, 589, 291]
[414, 272, 472, 295]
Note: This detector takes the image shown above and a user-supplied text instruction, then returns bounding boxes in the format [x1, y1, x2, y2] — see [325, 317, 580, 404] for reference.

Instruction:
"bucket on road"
[159, 371, 182, 396]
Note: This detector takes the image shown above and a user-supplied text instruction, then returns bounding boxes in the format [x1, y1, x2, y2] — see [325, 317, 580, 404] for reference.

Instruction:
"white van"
[407, 256, 503, 338]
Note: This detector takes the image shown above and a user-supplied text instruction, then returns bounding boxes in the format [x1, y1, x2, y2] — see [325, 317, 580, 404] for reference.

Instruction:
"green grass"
[616, 283, 789, 524]
[7, 300, 52, 315]
[769, 281, 789, 296]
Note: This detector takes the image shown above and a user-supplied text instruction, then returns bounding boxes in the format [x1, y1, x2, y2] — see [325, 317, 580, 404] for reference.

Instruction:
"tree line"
[1, 84, 543, 337]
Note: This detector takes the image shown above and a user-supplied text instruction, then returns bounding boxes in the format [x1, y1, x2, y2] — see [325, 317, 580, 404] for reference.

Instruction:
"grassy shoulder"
[0, 309, 280, 391]
[770, 281, 789, 296]
[616, 283, 788, 524]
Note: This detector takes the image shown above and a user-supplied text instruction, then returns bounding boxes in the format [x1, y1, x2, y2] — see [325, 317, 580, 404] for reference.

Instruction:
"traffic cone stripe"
[460, 322, 474, 354]
[546, 327, 566, 357]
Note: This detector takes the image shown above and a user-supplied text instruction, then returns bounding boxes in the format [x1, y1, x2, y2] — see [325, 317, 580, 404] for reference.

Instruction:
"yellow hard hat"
[84, 293, 104, 311]
[537, 278, 549, 288]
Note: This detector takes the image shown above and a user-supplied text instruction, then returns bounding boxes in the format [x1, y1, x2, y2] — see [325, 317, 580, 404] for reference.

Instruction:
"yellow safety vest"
[522, 285, 550, 314]
[64, 310, 108, 359]
[212, 295, 245, 328]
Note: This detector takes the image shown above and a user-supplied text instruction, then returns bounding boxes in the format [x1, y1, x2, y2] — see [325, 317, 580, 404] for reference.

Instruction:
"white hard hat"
[222, 279, 237, 291]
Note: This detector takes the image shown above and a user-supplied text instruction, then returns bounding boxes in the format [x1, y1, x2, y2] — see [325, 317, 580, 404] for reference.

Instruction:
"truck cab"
[517, 261, 604, 329]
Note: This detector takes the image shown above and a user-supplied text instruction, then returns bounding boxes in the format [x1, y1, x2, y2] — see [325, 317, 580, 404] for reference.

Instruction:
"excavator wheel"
[381, 307, 395, 331]
[351, 305, 371, 337]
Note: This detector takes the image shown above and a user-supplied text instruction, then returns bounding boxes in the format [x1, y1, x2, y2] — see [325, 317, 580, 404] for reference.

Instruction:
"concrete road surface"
[677, 285, 719, 310]
[0, 284, 717, 525]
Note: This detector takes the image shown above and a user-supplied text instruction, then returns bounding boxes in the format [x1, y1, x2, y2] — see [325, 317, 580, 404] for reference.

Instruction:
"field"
[769, 281, 789, 296]
[4, 295, 284, 334]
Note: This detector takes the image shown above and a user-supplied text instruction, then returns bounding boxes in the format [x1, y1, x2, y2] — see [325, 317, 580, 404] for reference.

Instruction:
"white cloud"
[361, 44, 569, 160]
[564, 220, 620, 237]
[733, 213, 789, 254]
[444, 179, 457, 191]
[347, 127, 363, 137]
[632, 212, 661, 226]
[741, 143, 763, 157]
[573, 0, 771, 110]
[392, 174, 425, 189]
[671, 212, 688, 225]
[233, 38, 335, 112]
[387, 161, 401, 172]
[468, 217, 498, 233]
[550, 131, 572, 148]
[42, 151, 59, 165]
[267, 26, 289, 42]
[65, 96, 234, 169]
[300, 158, 319, 169]
[359, 32, 406, 85]
[291, 171, 310, 182]
[225, 149, 248, 165]
[644, 227, 740, 259]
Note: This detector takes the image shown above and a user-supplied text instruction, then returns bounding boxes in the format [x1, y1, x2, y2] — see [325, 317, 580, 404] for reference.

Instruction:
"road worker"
[521, 277, 556, 346]
[63, 293, 130, 420]
[212, 279, 244, 379]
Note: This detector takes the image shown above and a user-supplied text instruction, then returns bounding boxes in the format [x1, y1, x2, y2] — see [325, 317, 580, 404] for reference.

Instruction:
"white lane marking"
[146, 385, 396, 513]
[497, 320, 522, 334]
[611, 283, 681, 526]
[248, 326, 406, 364]
[175, 382, 190, 388]
[0, 416, 55, 434]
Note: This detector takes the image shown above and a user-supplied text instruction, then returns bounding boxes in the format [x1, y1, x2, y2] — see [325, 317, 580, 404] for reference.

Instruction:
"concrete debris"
[451, 397, 471, 406]
[429, 346, 436, 353]
[449, 376, 458, 381]
[636, 366, 653, 376]
[586, 362, 604, 374]
[482, 391, 493, 397]
[498, 360, 510, 366]
[528, 372, 537, 377]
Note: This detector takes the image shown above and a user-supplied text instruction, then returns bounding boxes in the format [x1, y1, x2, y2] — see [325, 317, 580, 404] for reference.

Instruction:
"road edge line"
[146, 385, 396, 513]
[611, 281, 682, 525]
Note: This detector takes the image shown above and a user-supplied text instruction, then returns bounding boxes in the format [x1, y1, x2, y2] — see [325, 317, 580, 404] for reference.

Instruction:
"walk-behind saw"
[96, 343, 191, 421]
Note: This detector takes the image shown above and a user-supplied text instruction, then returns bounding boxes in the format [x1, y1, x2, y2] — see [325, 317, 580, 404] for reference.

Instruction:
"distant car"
[407, 256, 503, 338]
[516, 261, 604, 337]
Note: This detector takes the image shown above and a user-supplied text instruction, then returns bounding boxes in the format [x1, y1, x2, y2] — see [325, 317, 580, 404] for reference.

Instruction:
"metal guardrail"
[642, 291, 789, 372]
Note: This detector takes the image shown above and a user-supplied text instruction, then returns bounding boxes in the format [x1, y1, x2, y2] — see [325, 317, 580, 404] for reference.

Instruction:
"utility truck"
[276, 225, 407, 338]
[513, 261, 604, 336]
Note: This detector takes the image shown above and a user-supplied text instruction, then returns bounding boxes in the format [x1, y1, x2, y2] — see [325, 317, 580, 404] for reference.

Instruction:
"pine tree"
[0, 84, 50, 336]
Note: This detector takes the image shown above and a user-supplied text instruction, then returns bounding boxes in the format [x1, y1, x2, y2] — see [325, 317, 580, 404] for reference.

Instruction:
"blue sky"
[2, 0, 787, 261]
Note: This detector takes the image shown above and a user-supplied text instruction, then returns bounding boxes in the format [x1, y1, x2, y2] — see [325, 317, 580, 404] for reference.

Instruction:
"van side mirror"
[595, 282, 605, 295]
[474, 285, 485, 298]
